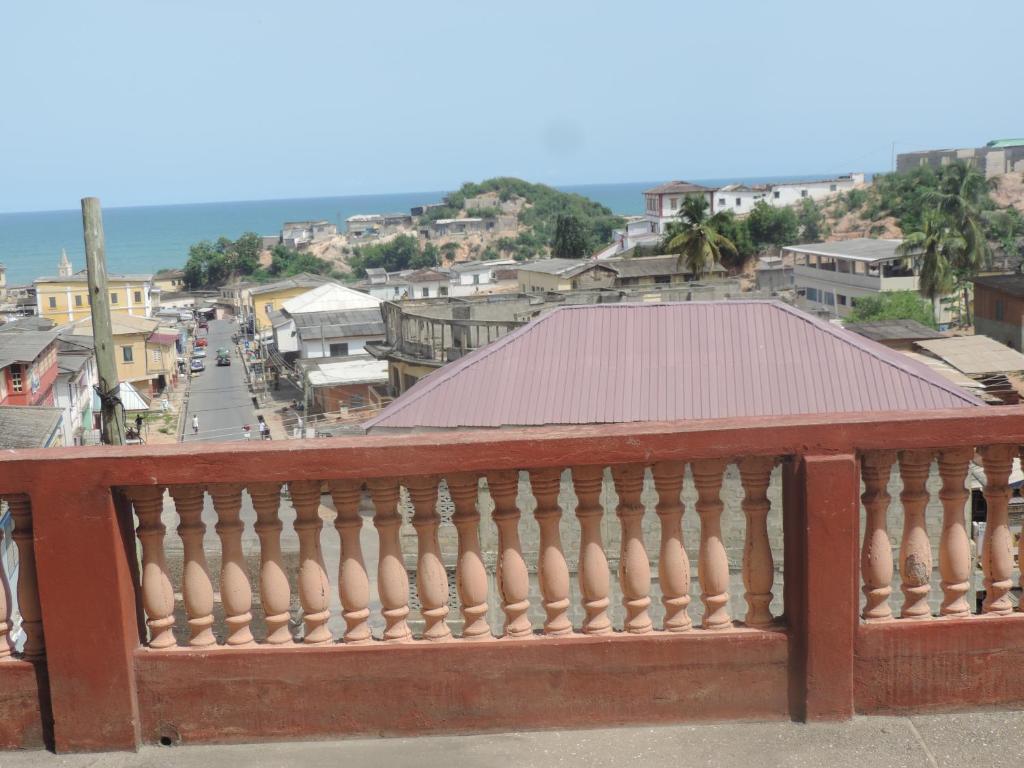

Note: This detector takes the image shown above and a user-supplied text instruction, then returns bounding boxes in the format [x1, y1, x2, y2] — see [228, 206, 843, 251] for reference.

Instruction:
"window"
[75, 294, 83, 307]
[350, 393, 364, 409]
[806, 287, 819, 303]
[152, 348, 162, 364]
[329, 342, 349, 357]
[996, 299, 1005, 321]
[11, 365, 23, 393]
[829, 184, 837, 192]
[718, 198, 726, 207]
[421, 287, 429, 297]
[670, 197, 678, 210]
[800, 190, 808, 198]
[122, 346, 133, 363]
[48, 296, 57, 309]
[735, 198, 742, 207]
[134, 291, 142, 303]
[438, 286, 448, 297]
[773, 191, 780, 199]
[110, 292, 118, 304]
[837, 294, 848, 307]
[472, 273, 480, 285]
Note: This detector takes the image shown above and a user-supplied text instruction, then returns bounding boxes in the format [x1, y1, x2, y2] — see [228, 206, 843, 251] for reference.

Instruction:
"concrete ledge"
[135, 627, 789, 745]
[0, 660, 47, 749]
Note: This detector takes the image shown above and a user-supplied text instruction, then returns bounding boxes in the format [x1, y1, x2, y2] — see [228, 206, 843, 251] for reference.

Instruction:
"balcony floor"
[9, 712, 1024, 767]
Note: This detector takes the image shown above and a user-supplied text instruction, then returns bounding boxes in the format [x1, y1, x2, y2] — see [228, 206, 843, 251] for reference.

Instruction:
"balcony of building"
[1, 407, 1024, 754]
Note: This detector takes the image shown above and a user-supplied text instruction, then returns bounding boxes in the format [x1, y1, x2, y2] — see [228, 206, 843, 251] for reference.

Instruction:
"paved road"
[182, 319, 255, 444]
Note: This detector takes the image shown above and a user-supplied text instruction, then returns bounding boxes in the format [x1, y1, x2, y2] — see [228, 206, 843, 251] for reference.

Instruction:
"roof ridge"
[770, 302, 981, 406]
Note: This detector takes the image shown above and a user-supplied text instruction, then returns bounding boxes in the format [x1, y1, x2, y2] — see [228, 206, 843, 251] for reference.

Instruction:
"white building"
[448, 259, 518, 296]
[714, 174, 865, 215]
[642, 181, 718, 235]
[271, 283, 384, 358]
[784, 238, 954, 326]
[53, 337, 99, 445]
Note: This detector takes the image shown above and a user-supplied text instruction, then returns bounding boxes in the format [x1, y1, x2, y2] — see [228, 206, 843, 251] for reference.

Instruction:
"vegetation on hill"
[423, 177, 625, 261]
[347, 235, 440, 277]
[662, 197, 738, 278]
[183, 232, 340, 289]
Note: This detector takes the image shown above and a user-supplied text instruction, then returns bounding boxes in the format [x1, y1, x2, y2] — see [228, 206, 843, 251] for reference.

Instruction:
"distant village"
[1, 138, 1023, 450]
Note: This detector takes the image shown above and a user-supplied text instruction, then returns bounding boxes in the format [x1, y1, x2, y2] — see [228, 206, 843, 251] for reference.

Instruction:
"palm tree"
[663, 195, 738, 279]
[924, 161, 995, 322]
[896, 210, 962, 324]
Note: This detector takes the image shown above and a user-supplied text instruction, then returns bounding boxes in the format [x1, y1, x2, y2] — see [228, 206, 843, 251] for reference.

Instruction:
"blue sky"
[2, 0, 1021, 212]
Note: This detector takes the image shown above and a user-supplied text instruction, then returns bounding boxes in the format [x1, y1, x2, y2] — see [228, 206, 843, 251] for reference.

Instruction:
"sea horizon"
[0, 172, 874, 286]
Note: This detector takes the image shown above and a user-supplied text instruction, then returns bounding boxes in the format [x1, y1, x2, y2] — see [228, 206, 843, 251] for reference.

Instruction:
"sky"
[2, 0, 1022, 213]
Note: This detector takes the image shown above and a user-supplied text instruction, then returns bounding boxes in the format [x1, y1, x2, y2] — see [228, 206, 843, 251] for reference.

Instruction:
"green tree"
[551, 214, 589, 259]
[232, 232, 263, 274]
[266, 245, 337, 278]
[183, 240, 229, 288]
[797, 198, 828, 242]
[663, 195, 738, 278]
[847, 291, 937, 329]
[747, 200, 799, 249]
[896, 210, 962, 323]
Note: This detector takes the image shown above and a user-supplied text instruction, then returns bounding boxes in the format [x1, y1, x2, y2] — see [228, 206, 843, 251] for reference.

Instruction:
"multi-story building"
[714, 174, 865, 216]
[63, 315, 178, 395]
[248, 274, 338, 336]
[270, 283, 384, 361]
[784, 238, 954, 326]
[0, 329, 59, 407]
[642, 181, 718, 235]
[53, 336, 98, 445]
[897, 138, 1024, 179]
[34, 253, 154, 323]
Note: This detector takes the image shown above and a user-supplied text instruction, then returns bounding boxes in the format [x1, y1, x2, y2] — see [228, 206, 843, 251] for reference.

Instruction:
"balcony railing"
[2, 407, 1024, 752]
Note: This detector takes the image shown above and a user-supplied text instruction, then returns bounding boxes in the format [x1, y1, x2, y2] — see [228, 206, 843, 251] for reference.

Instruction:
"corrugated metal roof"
[844, 320, 945, 342]
[644, 181, 716, 194]
[0, 330, 58, 369]
[364, 301, 982, 431]
[782, 238, 903, 262]
[0, 406, 63, 448]
[915, 336, 1024, 375]
[292, 308, 385, 340]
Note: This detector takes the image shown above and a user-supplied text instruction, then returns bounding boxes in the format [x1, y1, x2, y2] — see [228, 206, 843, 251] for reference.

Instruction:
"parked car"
[193, 347, 207, 358]
[195, 337, 208, 347]
[198, 321, 209, 330]
[190, 358, 205, 372]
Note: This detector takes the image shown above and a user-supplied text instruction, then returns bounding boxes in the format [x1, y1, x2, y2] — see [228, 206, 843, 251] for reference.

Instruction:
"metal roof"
[363, 301, 981, 431]
[602, 255, 688, 279]
[914, 336, 1024, 375]
[281, 282, 381, 314]
[844, 320, 945, 343]
[782, 238, 903, 262]
[644, 181, 716, 195]
[972, 273, 1024, 298]
[0, 406, 63, 448]
[517, 259, 613, 278]
[292, 308, 385, 340]
[249, 274, 337, 296]
[306, 357, 388, 387]
[0, 330, 59, 369]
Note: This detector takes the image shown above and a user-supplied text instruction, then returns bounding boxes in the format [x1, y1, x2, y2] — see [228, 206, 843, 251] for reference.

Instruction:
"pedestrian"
[258, 419, 266, 440]
[263, 425, 272, 441]
[192, 414, 199, 434]
[160, 395, 169, 413]
[135, 414, 144, 433]
[243, 424, 251, 441]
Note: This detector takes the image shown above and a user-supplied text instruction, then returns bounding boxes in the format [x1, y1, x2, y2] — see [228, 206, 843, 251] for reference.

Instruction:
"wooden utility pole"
[82, 197, 126, 445]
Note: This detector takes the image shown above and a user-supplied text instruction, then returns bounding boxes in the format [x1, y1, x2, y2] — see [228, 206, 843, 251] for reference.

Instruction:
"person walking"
[192, 414, 199, 434]
[257, 418, 266, 440]
[135, 414, 144, 434]
[243, 424, 251, 441]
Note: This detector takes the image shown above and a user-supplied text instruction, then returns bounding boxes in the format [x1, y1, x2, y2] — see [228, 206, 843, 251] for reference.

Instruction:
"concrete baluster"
[611, 465, 652, 634]
[860, 452, 896, 622]
[898, 451, 934, 619]
[652, 461, 691, 632]
[249, 483, 294, 645]
[328, 479, 371, 643]
[367, 479, 412, 642]
[980, 445, 1015, 615]
[571, 466, 611, 635]
[447, 474, 492, 640]
[738, 456, 777, 628]
[486, 471, 532, 638]
[404, 477, 451, 641]
[169, 485, 216, 647]
[126, 486, 176, 649]
[937, 448, 973, 617]
[529, 468, 572, 635]
[0, 511, 12, 659]
[208, 484, 255, 646]
[8, 496, 45, 659]
[692, 460, 731, 630]
[289, 481, 332, 645]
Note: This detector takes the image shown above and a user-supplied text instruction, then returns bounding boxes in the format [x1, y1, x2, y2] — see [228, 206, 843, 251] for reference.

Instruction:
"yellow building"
[248, 274, 336, 335]
[152, 269, 186, 293]
[516, 259, 617, 293]
[64, 315, 179, 395]
[35, 273, 155, 324]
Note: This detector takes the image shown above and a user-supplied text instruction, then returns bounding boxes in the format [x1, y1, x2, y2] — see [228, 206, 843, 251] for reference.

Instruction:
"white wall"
[300, 336, 381, 359]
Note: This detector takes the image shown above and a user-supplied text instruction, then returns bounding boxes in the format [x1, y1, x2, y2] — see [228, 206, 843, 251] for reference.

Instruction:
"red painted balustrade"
[1, 408, 1024, 752]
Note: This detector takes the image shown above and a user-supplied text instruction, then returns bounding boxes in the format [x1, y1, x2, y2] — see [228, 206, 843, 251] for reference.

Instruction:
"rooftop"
[249, 273, 337, 296]
[644, 180, 716, 195]
[782, 238, 903, 263]
[65, 314, 160, 337]
[0, 317, 56, 333]
[517, 258, 609, 278]
[364, 301, 980, 431]
[303, 356, 389, 387]
[0, 405, 62, 448]
[972, 273, 1024, 298]
[602, 254, 690, 279]
[292, 308, 385, 340]
[280, 282, 381, 314]
[0, 329, 59, 369]
[915, 335, 1024, 376]
[35, 270, 153, 284]
[844, 319, 946, 343]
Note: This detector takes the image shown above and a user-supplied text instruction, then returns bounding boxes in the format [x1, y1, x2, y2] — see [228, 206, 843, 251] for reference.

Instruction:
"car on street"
[216, 348, 231, 366]
[190, 358, 205, 372]
[193, 347, 207, 358]
[195, 337, 208, 347]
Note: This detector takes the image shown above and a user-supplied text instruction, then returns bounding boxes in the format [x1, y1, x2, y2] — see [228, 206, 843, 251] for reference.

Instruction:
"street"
[182, 319, 255, 443]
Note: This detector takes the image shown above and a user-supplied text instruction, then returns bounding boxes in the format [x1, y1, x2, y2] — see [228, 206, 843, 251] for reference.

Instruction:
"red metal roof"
[363, 301, 982, 431]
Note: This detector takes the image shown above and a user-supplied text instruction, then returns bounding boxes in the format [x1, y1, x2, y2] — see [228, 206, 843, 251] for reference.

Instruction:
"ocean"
[0, 175, 856, 286]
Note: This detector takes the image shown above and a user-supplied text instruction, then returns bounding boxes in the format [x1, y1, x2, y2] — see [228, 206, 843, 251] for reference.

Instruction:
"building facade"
[897, 139, 1024, 179]
[0, 330, 59, 407]
[972, 274, 1024, 350]
[35, 272, 154, 324]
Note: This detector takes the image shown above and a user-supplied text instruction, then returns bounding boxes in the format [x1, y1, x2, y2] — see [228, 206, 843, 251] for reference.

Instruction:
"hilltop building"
[281, 220, 337, 249]
[34, 253, 155, 323]
[897, 138, 1024, 179]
